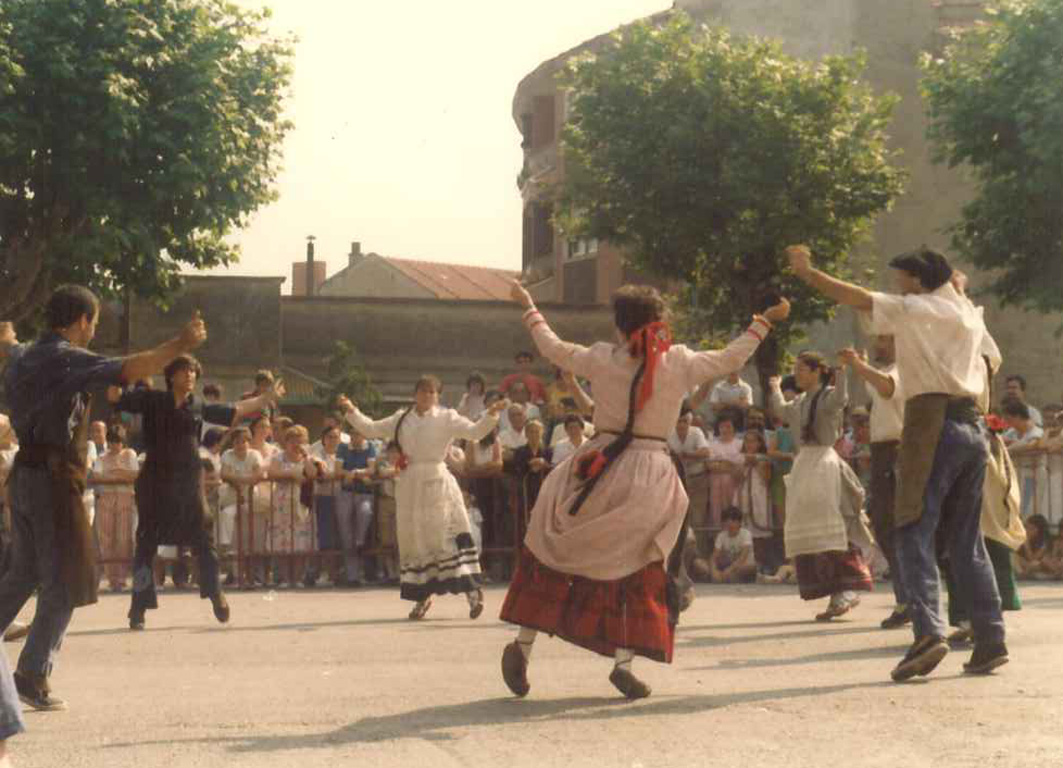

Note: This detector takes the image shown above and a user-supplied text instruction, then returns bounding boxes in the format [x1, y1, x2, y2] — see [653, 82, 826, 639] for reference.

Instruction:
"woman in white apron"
[338, 378, 505, 619]
[768, 351, 874, 620]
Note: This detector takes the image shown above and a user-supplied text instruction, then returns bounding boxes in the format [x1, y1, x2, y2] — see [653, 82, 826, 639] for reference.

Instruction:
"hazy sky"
[212, 0, 669, 291]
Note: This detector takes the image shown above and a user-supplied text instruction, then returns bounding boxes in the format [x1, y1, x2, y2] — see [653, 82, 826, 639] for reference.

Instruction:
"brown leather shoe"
[501, 641, 530, 697]
[3, 621, 30, 642]
[211, 593, 230, 624]
[609, 667, 651, 700]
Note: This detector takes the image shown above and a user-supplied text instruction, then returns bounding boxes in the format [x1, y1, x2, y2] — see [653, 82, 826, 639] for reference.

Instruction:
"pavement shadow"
[677, 624, 884, 649]
[214, 679, 899, 753]
[683, 642, 909, 671]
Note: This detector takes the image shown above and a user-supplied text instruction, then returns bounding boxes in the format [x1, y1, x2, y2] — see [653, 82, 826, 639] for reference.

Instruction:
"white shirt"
[549, 421, 595, 447]
[500, 404, 541, 434]
[709, 379, 753, 408]
[219, 448, 265, 509]
[551, 437, 587, 466]
[668, 426, 710, 476]
[869, 283, 1000, 400]
[868, 363, 904, 443]
[499, 427, 528, 452]
[714, 527, 754, 561]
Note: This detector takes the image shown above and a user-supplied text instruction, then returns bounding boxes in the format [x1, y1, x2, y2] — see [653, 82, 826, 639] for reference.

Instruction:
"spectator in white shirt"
[668, 408, 712, 554]
[1004, 375, 1042, 428]
[500, 381, 541, 433]
[711, 507, 757, 583]
[551, 414, 590, 466]
[1003, 399, 1047, 519]
[708, 371, 754, 428]
[549, 398, 595, 447]
[458, 372, 488, 421]
[499, 403, 529, 458]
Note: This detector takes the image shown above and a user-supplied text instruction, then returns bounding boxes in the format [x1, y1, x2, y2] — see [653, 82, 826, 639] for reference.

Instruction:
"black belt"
[944, 397, 980, 426]
[601, 430, 667, 443]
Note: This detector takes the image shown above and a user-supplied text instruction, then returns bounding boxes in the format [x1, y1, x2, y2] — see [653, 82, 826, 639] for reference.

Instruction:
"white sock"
[516, 627, 537, 660]
[614, 648, 635, 671]
[466, 589, 481, 607]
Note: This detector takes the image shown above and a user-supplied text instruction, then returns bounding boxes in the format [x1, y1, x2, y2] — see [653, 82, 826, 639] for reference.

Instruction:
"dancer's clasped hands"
[509, 279, 534, 310]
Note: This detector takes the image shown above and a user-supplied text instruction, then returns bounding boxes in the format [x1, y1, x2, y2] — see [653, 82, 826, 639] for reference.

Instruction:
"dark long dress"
[116, 388, 235, 617]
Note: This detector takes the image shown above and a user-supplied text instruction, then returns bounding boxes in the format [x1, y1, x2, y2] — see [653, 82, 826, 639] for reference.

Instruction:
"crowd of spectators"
[3, 352, 1062, 595]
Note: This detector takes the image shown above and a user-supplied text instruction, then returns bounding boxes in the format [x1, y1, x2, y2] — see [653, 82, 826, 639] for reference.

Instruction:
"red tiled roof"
[383, 257, 520, 302]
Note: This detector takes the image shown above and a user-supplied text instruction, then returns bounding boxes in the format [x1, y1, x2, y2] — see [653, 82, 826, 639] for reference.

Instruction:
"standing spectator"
[464, 427, 505, 579]
[1002, 399, 1047, 518]
[512, 420, 553, 542]
[733, 429, 774, 571]
[706, 410, 744, 528]
[1004, 375, 1042, 427]
[219, 427, 266, 587]
[667, 409, 712, 553]
[202, 383, 232, 434]
[708, 371, 754, 430]
[457, 372, 488, 421]
[239, 370, 279, 425]
[335, 430, 378, 586]
[373, 441, 402, 584]
[548, 397, 595, 447]
[711, 507, 757, 583]
[310, 415, 351, 458]
[500, 351, 546, 404]
[89, 421, 107, 457]
[499, 404, 529, 458]
[92, 425, 139, 592]
[500, 382, 541, 432]
[309, 424, 344, 585]
[249, 415, 277, 463]
[266, 425, 317, 586]
[767, 376, 799, 531]
[551, 414, 590, 466]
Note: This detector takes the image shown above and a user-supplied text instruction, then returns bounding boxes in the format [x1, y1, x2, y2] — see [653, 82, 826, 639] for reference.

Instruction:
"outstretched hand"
[488, 398, 511, 416]
[336, 395, 356, 414]
[179, 310, 207, 351]
[785, 245, 812, 276]
[106, 385, 123, 404]
[271, 380, 287, 403]
[838, 347, 860, 368]
[763, 297, 791, 324]
[509, 280, 534, 310]
[767, 376, 782, 390]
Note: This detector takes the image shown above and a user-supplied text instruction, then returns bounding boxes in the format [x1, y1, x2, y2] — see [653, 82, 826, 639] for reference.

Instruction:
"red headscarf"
[627, 321, 672, 412]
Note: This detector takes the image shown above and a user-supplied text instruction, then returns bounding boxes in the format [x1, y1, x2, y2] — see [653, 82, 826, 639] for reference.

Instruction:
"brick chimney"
[349, 241, 364, 269]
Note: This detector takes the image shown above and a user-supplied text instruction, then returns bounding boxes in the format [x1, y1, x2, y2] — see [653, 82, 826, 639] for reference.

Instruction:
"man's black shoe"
[891, 635, 948, 682]
[129, 612, 146, 631]
[880, 608, 911, 630]
[963, 641, 1008, 675]
[211, 593, 231, 624]
[14, 671, 67, 711]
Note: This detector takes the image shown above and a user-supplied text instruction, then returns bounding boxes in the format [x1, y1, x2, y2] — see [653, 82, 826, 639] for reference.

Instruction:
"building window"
[566, 237, 599, 261]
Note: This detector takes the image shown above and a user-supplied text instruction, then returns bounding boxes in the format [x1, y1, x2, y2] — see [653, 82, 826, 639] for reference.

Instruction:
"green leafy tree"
[558, 14, 905, 392]
[319, 341, 384, 419]
[0, 0, 294, 322]
[921, 0, 1063, 314]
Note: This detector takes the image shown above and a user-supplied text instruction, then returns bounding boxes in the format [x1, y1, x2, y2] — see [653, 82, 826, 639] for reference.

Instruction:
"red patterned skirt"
[499, 548, 674, 663]
[794, 546, 874, 601]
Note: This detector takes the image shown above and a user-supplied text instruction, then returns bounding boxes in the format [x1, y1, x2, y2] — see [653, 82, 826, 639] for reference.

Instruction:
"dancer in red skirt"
[500, 281, 791, 699]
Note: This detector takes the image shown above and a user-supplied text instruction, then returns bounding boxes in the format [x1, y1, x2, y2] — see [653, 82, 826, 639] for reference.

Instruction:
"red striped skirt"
[794, 546, 874, 601]
[499, 548, 674, 663]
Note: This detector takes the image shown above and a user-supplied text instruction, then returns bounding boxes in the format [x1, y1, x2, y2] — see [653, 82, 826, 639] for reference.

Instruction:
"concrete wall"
[280, 295, 616, 406]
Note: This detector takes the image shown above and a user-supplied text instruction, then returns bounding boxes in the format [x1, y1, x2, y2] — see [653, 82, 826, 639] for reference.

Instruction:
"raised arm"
[787, 246, 873, 311]
[767, 377, 800, 428]
[562, 370, 595, 415]
[683, 298, 789, 391]
[840, 348, 896, 400]
[232, 380, 286, 423]
[120, 312, 208, 384]
[822, 365, 849, 412]
[510, 281, 599, 378]
[447, 399, 506, 442]
[339, 400, 404, 442]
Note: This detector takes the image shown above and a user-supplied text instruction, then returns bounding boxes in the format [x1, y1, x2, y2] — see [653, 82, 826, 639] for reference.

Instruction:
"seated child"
[711, 506, 757, 584]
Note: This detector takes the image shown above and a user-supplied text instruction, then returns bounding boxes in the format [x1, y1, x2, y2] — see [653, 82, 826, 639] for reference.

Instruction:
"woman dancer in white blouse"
[338, 377, 507, 619]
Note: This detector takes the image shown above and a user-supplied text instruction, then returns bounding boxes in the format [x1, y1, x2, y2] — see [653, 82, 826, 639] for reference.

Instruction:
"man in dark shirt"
[112, 356, 282, 629]
[0, 286, 206, 723]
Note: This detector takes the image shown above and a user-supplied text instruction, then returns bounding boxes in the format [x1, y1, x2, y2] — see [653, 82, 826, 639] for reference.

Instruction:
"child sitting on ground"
[711, 506, 757, 584]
